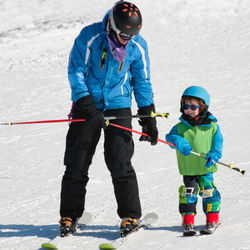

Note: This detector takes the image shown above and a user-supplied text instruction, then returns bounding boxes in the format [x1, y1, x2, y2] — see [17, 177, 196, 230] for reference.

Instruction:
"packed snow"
[0, 0, 250, 249]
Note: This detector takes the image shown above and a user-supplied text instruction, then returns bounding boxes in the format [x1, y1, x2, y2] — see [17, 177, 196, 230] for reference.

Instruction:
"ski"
[41, 211, 92, 249]
[99, 212, 158, 250]
[200, 222, 221, 235]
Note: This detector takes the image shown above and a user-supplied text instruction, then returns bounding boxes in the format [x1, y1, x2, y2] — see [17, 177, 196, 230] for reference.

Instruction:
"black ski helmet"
[109, 1, 142, 37]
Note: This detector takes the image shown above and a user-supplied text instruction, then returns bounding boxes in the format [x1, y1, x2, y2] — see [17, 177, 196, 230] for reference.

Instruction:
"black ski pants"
[60, 108, 141, 220]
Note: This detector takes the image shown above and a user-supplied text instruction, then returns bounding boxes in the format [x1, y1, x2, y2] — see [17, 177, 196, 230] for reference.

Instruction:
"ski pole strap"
[191, 151, 246, 175]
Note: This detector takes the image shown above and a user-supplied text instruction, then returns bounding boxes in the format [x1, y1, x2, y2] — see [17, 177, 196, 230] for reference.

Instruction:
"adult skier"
[59, 1, 158, 237]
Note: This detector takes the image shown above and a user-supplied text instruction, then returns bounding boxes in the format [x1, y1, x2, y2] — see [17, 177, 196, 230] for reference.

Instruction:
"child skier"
[166, 86, 223, 236]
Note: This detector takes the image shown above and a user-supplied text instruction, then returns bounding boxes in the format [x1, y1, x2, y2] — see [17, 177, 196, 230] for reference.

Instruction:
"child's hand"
[205, 152, 220, 167]
[175, 138, 192, 156]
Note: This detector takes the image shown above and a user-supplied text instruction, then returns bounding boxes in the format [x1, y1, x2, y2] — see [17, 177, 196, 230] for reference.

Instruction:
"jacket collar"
[179, 112, 217, 127]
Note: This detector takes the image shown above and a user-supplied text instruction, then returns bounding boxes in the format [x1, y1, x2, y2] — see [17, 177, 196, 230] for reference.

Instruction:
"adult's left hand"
[138, 105, 158, 145]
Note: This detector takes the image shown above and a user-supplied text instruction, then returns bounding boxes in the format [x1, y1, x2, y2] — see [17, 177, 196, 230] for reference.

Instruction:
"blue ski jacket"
[68, 11, 154, 111]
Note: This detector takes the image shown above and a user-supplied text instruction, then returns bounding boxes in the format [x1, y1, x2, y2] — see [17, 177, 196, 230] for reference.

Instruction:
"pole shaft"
[109, 123, 245, 175]
[1, 111, 170, 126]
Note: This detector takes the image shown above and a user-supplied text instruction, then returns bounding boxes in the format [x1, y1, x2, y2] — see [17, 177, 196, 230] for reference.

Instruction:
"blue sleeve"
[68, 28, 91, 102]
[165, 125, 179, 149]
[210, 124, 223, 159]
[130, 37, 154, 108]
[165, 125, 192, 155]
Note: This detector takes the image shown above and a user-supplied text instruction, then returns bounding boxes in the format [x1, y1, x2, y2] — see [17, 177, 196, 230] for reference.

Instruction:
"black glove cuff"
[138, 104, 155, 115]
[138, 104, 156, 127]
[75, 95, 96, 115]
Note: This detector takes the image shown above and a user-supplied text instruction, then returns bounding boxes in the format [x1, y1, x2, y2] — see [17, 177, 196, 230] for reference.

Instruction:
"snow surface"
[1, 0, 250, 249]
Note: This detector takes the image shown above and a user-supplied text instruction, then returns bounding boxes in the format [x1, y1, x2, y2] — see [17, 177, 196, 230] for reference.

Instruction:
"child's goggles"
[182, 104, 201, 111]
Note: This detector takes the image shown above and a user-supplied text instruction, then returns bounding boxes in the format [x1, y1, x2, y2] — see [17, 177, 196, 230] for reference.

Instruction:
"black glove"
[138, 104, 158, 145]
[75, 95, 106, 129]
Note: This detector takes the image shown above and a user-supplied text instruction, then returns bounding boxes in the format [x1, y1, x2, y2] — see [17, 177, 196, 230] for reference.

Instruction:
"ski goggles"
[182, 104, 201, 111]
[119, 32, 134, 41]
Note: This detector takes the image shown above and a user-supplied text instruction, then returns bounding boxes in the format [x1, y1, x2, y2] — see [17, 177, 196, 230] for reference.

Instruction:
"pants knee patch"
[202, 188, 221, 213]
[199, 174, 216, 198]
[200, 187, 214, 198]
[179, 185, 197, 214]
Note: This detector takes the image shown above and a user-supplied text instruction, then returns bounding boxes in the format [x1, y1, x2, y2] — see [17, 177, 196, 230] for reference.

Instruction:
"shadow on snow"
[0, 224, 205, 241]
[0, 224, 119, 241]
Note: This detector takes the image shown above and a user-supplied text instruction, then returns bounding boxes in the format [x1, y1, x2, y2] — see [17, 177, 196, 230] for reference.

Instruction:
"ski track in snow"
[1, 0, 250, 249]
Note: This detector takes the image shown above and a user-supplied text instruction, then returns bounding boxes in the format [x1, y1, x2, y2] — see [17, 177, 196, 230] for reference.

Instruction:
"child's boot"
[200, 212, 219, 234]
[182, 214, 196, 236]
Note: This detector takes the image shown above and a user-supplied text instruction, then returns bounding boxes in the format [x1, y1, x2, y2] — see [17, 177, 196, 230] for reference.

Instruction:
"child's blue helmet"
[182, 86, 210, 106]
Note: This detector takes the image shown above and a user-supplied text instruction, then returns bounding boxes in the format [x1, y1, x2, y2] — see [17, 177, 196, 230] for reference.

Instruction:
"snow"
[1, 0, 250, 249]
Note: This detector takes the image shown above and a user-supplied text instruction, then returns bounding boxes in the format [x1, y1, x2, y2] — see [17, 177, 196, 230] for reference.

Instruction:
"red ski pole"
[108, 123, 246, 175]
[0, 111, 169, 126]
[0, 118, 86, 126]
[109, 122, 175, 147]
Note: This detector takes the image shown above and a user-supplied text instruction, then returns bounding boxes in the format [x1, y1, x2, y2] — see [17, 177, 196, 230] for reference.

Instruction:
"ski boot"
[200, 212, 219, 234]
[120, 217, 139, 237]
[182, 214, 196, 236]
[59, 217, 79, 237]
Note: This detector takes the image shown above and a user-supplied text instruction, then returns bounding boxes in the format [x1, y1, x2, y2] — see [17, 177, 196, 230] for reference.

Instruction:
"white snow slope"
[1, 0, 250, 249]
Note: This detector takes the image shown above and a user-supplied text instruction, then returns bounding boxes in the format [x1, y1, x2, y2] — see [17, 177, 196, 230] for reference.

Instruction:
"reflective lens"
[119, 32, 134, 40]
[182, 104, 201, 111]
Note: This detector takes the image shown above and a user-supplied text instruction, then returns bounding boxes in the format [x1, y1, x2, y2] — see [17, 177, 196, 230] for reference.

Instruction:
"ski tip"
[41, 242, 58, 249]
[99, 243, 116, 250]
[78, 211, 92, 225]
[144, 212, 158, 219]
[142, 212, 158, 225]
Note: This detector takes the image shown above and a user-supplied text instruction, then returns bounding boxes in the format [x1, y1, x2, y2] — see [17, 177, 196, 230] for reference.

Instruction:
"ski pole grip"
[150, 111, 170, 119]
[227, 163, 246, 175]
